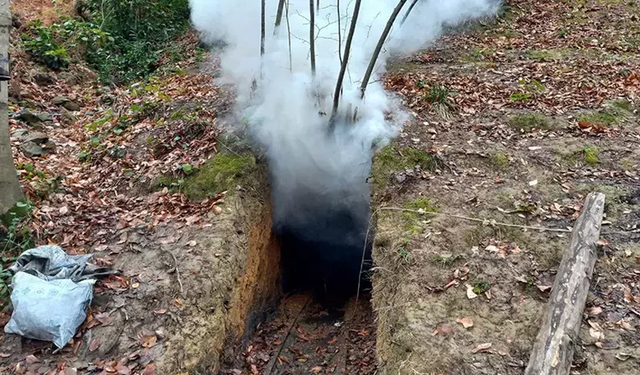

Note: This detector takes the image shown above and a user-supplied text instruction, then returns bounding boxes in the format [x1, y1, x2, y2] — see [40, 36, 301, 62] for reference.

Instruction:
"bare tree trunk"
[336, 0, 342, 65]
[331, 0, 362, 119]
[359, 0, 409, 99]
[400, 0, 419, 25]
[309, 0, 316, 76]
[0, 0, 21, 216]
[260, 0, 266, 56]
[525, 192, 606, 375]
[285, 0, 293, 72]
[274, 0, 286, 32]
[317, 0, 320, 11]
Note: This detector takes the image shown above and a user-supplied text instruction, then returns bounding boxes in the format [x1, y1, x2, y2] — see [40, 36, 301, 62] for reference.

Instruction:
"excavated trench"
[220, 168, 377, 375]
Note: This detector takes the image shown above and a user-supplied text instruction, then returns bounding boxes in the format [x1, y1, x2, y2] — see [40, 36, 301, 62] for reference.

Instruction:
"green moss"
[610, 99, 633, 112]
[526, 49, 573, 61]
[492, 152, 510, 169]
[404, 197, 438, 213]
[582, 146, 600, 166]
[459, 48, 494, 63]
[578, 111, 619, 127]
[371, 145, 432, 187]
[182, 152, 256, 200]
[508, 113, 551, 131]
[402, 197, 438, 224]
[619, 158, 634, 171]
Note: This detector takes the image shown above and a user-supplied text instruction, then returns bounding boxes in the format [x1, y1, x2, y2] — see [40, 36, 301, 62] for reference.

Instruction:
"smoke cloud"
[189, 0, 499, 268]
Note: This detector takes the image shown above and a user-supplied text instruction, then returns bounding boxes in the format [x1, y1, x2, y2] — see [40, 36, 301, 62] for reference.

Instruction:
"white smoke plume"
[189, 0, 499, 227]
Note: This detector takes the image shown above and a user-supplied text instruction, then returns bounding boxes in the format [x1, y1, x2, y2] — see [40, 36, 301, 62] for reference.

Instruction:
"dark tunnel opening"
[273, 203, 373, 306]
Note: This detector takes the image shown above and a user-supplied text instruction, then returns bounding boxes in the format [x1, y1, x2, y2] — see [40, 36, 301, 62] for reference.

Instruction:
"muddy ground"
[371, 0, 640, 374]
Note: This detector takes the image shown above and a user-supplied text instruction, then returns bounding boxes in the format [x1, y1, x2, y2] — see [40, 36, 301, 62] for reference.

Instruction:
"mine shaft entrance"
[221, 198, 377, 374]
[276, 206, 374, 306]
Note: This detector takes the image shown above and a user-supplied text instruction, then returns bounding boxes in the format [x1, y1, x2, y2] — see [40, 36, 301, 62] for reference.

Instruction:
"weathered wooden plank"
[525, 192, 606, 375]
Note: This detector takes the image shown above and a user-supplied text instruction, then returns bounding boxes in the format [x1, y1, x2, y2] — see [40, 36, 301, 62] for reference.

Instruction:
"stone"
[52, 96, 69, 105]
[37, 112, 53, 122]
[24, 132, 49, 144]
[10, 129, 29, 141]
[33, 72, 55, 86]
[17, 109, 41, 124]
[60, 108, 77, 125]
[57, 72, 79, 86]
[20, 139, 56, 157]
[20, 142, 46, 157]
[62, 100, 81, 111]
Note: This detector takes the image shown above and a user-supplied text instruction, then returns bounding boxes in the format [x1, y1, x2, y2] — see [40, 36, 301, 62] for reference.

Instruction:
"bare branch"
[359, 0, 409, 99]
[331, 0, 363, 119]
[401, 0, 419, 25]
[337, 0, 342, 65]
[261, 0, 266, 56]
[309, 0, 316, 75]
[286, 0, 293, 72]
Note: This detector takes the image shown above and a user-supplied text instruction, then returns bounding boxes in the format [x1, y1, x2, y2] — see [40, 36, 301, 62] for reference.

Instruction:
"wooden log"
[525, 192, 606, 375]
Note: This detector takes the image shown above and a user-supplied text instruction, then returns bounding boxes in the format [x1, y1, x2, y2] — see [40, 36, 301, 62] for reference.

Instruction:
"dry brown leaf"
[89, 338, 101, 352]
[141, 335, 158, 348]
[466, 284, 478, 299]
[456, 317, 474, 329]
[472, 343, 492, 353]
[311, 366, 323, 374]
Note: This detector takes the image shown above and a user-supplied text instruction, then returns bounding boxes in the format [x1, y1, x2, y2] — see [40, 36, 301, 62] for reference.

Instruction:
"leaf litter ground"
[372, 1, 640, 374]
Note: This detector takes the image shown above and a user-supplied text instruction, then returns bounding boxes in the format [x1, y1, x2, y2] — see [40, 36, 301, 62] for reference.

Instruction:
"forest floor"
[1, 0, 639, 375]
[371, 0, 640, 374]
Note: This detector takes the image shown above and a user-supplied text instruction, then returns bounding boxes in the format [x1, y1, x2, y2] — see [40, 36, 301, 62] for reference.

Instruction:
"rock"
[24, 132, 49, 144]
[57, 71, 79, 86]
[60, 108, 77, 125]
[33, 72, 55, 86]
[52, 96, 81, 111]
[20, 142, 46, 157]
[11, 129, 29, 141]
[37, 112, 53, 122]
[52, 96, 69, 105]
[20, 139, 56, 157]
[17, 108, 42, 124]
[62, 100, 81, 112]
[9, 80, 21, 101]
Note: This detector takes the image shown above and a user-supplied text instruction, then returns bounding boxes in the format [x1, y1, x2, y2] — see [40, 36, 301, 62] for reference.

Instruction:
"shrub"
[22, 0, 191, 84]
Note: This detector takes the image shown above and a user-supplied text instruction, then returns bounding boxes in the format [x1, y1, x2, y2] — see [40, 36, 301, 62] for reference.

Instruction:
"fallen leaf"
[432, 324, 453, 336]
[116, 362, 131, 375]
[141, 335, 158, 348]
[485, 245, 499, 253]
[587, 306, 603, 316]
[537, 285, 552, 293]
[154, 309, 167, 315]
[457, 317, 474, 329]
[142, 364, 156, 375]
[472, 343, 492, 353]
[311, 366, 323, 374]
[187, 240, 197, 247]
[89, 338, 101, 352]
[615, 352, 631, 361]
[466, 284, 478, 299]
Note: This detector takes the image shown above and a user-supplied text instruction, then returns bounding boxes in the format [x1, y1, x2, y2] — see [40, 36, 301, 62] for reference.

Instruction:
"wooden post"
[0, 0, 22, 215]
[525, 192, 606, 375]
